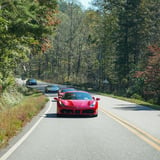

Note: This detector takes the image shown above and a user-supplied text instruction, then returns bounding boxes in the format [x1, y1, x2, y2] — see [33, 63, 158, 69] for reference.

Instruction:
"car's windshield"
[62, 92, 92, 100]
[29, 79, 36, 82]
[50, 86, 58, 88]
[61, 88, 75, 93]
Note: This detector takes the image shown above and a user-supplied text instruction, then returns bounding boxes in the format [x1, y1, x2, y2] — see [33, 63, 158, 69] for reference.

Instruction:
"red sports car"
[58, 88, 76, 98]
[54, 91, 100, 117]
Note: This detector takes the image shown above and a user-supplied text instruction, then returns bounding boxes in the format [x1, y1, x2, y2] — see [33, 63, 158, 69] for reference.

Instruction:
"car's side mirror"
[52, 97, 58, 102]
[54, 97, 58, 101]
[58, 95, 62, 98]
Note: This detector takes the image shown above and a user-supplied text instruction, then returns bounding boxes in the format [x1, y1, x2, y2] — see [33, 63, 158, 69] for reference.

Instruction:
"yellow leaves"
[41, 38, 52, 53]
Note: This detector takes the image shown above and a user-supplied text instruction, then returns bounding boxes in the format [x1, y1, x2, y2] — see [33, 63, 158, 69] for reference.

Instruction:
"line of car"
[26, 78, 37, 85]
[25, 78, 100, 117]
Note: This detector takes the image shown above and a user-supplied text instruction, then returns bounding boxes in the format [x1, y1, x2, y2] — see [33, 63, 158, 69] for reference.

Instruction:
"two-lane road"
[0, 83, 160, 160]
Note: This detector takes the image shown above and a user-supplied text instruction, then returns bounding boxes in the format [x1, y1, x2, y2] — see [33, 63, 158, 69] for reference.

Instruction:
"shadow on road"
[44, 113, 97, 118]
[44, 113, 58, 118]
[113, 104, 155, 111]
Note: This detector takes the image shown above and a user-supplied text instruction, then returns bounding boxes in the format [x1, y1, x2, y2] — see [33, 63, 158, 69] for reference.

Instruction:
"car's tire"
[92, 114, 98, 117]
[57, 114, 62, 117]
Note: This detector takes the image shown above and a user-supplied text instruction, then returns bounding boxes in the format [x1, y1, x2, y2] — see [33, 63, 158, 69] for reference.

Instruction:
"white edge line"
[0, 100, 52, 160]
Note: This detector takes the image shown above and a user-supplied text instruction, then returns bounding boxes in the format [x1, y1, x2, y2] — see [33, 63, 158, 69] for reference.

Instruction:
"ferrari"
[54, 91, 100, 117]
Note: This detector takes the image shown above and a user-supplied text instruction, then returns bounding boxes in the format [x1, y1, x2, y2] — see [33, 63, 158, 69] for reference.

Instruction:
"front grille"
[82, 109, 94, 114]
[61, 109, 73, 114]
[61, 109, 95, 115]
[75, 110, 80, 114]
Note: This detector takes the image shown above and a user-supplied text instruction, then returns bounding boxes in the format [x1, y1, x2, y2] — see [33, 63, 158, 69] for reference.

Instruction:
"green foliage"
[131, 94, 143, 100]
[29, 0, 97, 83]
[0, 85, 24, 110]
[0, 0, 58, 91]
[1, 0, 159, 105]
[91, 0, 159, 104]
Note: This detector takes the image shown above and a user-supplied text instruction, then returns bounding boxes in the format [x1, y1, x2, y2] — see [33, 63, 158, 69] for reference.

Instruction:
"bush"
[131, 93, 143, 100]
[0, 86, 24, 110]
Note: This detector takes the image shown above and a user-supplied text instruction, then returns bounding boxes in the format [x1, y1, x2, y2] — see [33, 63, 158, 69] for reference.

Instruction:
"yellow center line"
[100, 107, 160, 151]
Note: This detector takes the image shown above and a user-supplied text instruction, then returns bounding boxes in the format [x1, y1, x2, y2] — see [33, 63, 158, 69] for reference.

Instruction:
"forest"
[0, 0, 160, 105]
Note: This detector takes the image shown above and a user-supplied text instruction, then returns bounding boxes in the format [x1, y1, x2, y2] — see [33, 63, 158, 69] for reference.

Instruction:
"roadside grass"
[0, 91, 48, 149]
[96, 92, 160, 110]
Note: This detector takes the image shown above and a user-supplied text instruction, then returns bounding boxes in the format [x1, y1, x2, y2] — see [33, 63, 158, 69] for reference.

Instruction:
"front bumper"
[57, 107, 98, 116]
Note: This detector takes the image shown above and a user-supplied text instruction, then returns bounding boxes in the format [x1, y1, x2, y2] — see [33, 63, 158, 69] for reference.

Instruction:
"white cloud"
[78, 0, 91, 8]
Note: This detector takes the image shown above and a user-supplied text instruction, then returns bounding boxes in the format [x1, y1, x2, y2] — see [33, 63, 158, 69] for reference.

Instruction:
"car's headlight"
[90, 101, 96, 107]
[59, 101, 66, 107]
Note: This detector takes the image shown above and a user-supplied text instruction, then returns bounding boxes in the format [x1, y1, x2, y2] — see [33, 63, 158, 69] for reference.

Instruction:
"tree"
[135, 45, 160, 104]
[93, 0, 121, 91]
[113, 0, 148, 94]
[0, 0, 58, 90]
[47, 0, 90, 83]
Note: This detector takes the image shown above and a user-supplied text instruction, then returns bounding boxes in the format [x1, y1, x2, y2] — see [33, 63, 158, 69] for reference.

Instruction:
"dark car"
[45, 85, 60, 93]
[58, 88, 76, 98]
[26, 78, 37, 85]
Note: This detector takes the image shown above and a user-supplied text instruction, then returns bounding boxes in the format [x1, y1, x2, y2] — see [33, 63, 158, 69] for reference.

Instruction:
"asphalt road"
[0, 81, 160, 160]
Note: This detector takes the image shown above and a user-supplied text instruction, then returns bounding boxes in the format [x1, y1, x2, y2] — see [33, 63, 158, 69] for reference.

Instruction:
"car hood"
[48, 87, 59, 90]
[61, 100, 94, 107]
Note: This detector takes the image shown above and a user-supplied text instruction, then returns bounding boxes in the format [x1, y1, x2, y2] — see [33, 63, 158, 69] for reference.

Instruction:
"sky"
[78, 0, 92, 9]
